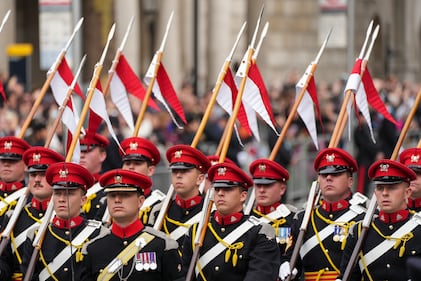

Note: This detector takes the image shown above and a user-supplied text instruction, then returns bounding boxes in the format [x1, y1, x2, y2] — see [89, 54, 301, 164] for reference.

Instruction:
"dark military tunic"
[339, 209, 421, 281]
[82, 181, 107, 221]
[182, 211, 280, 281]
[252, 202, 296, 263]
[0, 241, 13, 281]
[290, 196, 366, 280]
[0, 181, 27, 229]
[5, 198, 49, 278]
[82, 219, 184, 281]
[151, 194, 204, 246]
[21, 215, 103, 281]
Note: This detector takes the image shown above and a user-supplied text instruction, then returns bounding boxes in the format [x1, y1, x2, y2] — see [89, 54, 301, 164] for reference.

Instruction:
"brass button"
[185, 210, 190, 215]
[386, 264, 390, 268]
[389, 225, 394, 230]
[411, 250, 416, 255]
[65, 231, 70, 235]
[221, 228, 225, 233]
[329, 214, 333, 219]
[39, 213, 43, 217]
[123, 241, 128, 246]
[96, 204, 100, 209]
[64, 267, 68, 272]
[214, 266, 220, 271]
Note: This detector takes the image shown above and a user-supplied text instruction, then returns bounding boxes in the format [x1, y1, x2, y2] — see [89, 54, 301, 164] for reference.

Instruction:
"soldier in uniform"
[20, 162, 104, 281]
[248, 159, 297, 280]
[181, 162, 280, 280]
[2, 147, 64, 281]
[0, 137, 31, 228]
[338, 159, 421, 281]
[82, 169, 184, 281]
[120, 137, 164, 226]
[285, 148, 367, 281]
[399, 147, 421, 212]
[151, 145, 211, 246]
[79, 131, 110, 219]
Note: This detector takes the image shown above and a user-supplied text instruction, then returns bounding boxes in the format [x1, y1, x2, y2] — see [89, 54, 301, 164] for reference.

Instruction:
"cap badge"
[410, 154, 419, 163]
[4, 141, 12, 150]
[217, 167, 226, 176]
[59, 169, 68, 178]
[380, 163, 389, 172]
[174, 150, 182, 159]
[258, 164, 266, 172]
[115, 175, 122, 183]
[129, 142, 138, 150]
[33, 153, 41, 162]
[326, 153, 335, 162]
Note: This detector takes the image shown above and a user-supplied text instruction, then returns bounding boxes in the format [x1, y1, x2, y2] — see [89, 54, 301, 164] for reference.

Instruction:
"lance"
[214, 21, 267, 156]
[329, 20, 375, 148]
[341, 82, 421, 281]
[0, 10, 11, 33]
[66, 23, 115, 162]
[0, 55, 87, 258]
[244, 28, 332, 216]
[154, 21, 246, 229]
[185, 6, 264, 281]
[18, 17, 84, 139]
[101, 16, 135, 97]
[133, 11, 174, 136]
[24, 24, 115, 280]
[191, 22, 247, 148]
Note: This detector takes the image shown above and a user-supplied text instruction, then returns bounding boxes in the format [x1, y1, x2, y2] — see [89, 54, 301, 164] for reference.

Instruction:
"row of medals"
[135, 252, 157, 271]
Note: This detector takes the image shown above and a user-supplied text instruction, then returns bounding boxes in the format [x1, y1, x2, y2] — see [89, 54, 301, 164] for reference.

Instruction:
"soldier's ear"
[138, 194, 145, 209]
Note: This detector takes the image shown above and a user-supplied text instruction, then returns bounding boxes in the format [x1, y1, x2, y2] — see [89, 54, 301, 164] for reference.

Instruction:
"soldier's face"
[214, 186, 247, 216]
[53, 189, 86, 219]
[122, 160, 155, 177]
[254, 182, 286, 207]
[107, 191, 144, 224]
[171, 168, 204, 200]
[375, 182, 411, 213]
[0, 159, 26, 183]
[79, 147, 106, 175]
[409, 174, 421, 199]
[318, 172, 353, 203]
[28, 171, 52, 201]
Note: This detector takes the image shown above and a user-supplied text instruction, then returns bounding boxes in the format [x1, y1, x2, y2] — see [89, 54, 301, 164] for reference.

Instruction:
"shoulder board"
[87, 219, 103, 228]
[412, 211, 421, 225]
[144, 226, 179, 250]
[349, 192, 368, 205]
[248, 215, 261, 226]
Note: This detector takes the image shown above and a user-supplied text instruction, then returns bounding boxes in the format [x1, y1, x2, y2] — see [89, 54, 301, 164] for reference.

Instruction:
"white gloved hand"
[279, 261, 298, 280]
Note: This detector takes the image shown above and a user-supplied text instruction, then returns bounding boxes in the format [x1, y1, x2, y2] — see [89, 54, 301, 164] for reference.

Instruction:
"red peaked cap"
[100, 169, 152, 195]
[120, 137, 160, 165]
[80, 130, 110, 152]
[206, 155, 235, 166]
[399, 148, 421, 172]
[23, 147, 65, 172]
[46, 162, 94, 191]
[208, 162, 253, 189]
[249, 159, 289, 185]
[369, 159, 416, 185]
[0, 136, 31, 160]
[166, 145, 211, 174]
[314, 148, 358, 174]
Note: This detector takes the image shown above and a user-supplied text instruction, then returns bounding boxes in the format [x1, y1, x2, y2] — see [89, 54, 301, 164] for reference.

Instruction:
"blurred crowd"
[0, 71, 420, 195]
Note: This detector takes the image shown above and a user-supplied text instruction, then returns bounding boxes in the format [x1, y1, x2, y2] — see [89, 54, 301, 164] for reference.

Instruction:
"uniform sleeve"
[163, 236, 185, 281]
[337, 223, 362, 281]
[180, 224, 195, 279]
[243, 223, 280, 281]
[0, 240, 13, 281]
